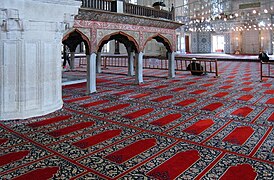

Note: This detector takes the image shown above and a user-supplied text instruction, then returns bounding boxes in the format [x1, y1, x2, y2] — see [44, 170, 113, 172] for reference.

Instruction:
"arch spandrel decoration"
[96, 31, 140, 53]
[97, 29, 140, 45]
[63, 28, 90, 43]
[62, 28, 91, 54]
[74, 20, 177, 53]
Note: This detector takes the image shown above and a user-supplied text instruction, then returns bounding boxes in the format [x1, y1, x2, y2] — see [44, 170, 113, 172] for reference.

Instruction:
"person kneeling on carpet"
[187, 58, 204, 75]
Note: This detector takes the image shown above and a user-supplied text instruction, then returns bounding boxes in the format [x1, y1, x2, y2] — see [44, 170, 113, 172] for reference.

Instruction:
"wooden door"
[185, 35, 190, 53]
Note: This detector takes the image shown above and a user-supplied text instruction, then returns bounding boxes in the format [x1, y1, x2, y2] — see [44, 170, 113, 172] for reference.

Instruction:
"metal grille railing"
[77, 55, 219, 77]
[175, 57, 219, 77]
[260, 61, 274, 81]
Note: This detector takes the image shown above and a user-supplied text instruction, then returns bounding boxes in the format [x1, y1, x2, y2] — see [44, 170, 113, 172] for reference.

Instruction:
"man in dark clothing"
[187, 61, 204, 75]
[259, 51, 269, 62]
[63, 46, 71, 68]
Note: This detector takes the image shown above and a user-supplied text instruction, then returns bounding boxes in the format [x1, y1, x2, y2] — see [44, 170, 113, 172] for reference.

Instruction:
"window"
[129, 0, 137, 5]
[212, 35, 225, 53]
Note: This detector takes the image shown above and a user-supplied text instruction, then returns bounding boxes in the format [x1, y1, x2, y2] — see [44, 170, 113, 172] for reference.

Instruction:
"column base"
[0, 101, 63, 121]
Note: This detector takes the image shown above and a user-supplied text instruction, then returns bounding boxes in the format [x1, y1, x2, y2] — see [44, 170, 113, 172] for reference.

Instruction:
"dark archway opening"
[143, 35, 173, 78]
[61, 30, 90, 84]
[97, 32, 139, 77]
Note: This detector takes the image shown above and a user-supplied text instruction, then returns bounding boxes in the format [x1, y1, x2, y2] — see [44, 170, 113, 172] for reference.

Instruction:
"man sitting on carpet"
[187, 58, 204, 75]
[258, 51, 269, 62]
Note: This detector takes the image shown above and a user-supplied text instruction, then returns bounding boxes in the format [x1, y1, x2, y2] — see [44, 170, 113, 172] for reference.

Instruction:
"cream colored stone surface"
[0, 0, 81, 120]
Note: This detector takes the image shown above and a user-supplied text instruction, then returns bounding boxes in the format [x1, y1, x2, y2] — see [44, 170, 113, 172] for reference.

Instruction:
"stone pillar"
[70, 51, 75, 70]
[114, 40, 120, 54]
[168, 52, 175, 78]
[116, 0, 124, 13]
[96, 52, 102, 73]
[86, 53, 97, 94]
[128, 52, 134, 76]
[135, 52, 144, 84]
[0, 0, 81, 120]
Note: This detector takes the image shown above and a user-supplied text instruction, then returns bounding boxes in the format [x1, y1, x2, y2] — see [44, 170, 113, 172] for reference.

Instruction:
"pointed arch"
[62, 29, 91, 54]
[143, 33, 173, 52]
[97, 31, 139, 53]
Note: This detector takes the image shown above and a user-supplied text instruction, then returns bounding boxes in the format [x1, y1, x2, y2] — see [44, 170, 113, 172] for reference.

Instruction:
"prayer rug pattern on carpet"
[1, 61, 274, 179]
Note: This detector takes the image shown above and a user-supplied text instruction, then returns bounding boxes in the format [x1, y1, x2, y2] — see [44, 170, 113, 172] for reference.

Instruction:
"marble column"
[96, 52, 102, 73]
[70, 51, 75, 70]
[128, 52, 134, 76]
[86, 53, 97, 94]
[168, 52, 175, 78]
[135, 52, 144, 84]
[0, 0, 81, 120]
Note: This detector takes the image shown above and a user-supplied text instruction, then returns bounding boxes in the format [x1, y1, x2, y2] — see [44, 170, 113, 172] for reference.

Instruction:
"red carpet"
[266, 98, 274, 105]
[183, 119, 214, 135]
[184, 81, 196, 85]
[201, 102, 223, 111]
[213, 92, 229, 98]
[122, 108, 154, 119]
[243, 82, 252, 85]
[0, 151, 29, 166]
[73, 129, 122, 149]
[62, 95, 71, 98]
[241, 87, 253, 92]
[113, 90, 134, 96]
[154, 85, 169, 89]
[130, 93, 151, 99]
[151, 95, 173, 102]
[262, 83, 272, 88]
[171, 87, 186, 92]
[1, 61, 273, 179]
[202, 83, 213, 87]
[231, 107, 253, 117]
[225, 80, 234, 83]
[13, 167, 59, 180]
[63, 82, 86, 89]
[220, 85, 233, 89]
[81, 99, 109, 108]
[147, 150, 200, 179]
[105, 139, 156, 164]
[96, 78, 110, 83]
[150, 113, 182, 126]
[64, 96, 90, 103]
[267, 112, 274, 122]
[99, 103, 130, 113]
[264, 90, 274, 94]
[220, 164, 257, 180]
[48, 122, 95, 137]
[0, 138, 8, 145]
[223, 126, 254, 145]
[27, 115, 72, 128]
[189, 89, 207, 94]
[237, 95, 253, 101]
[176, 99, 196, 107]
